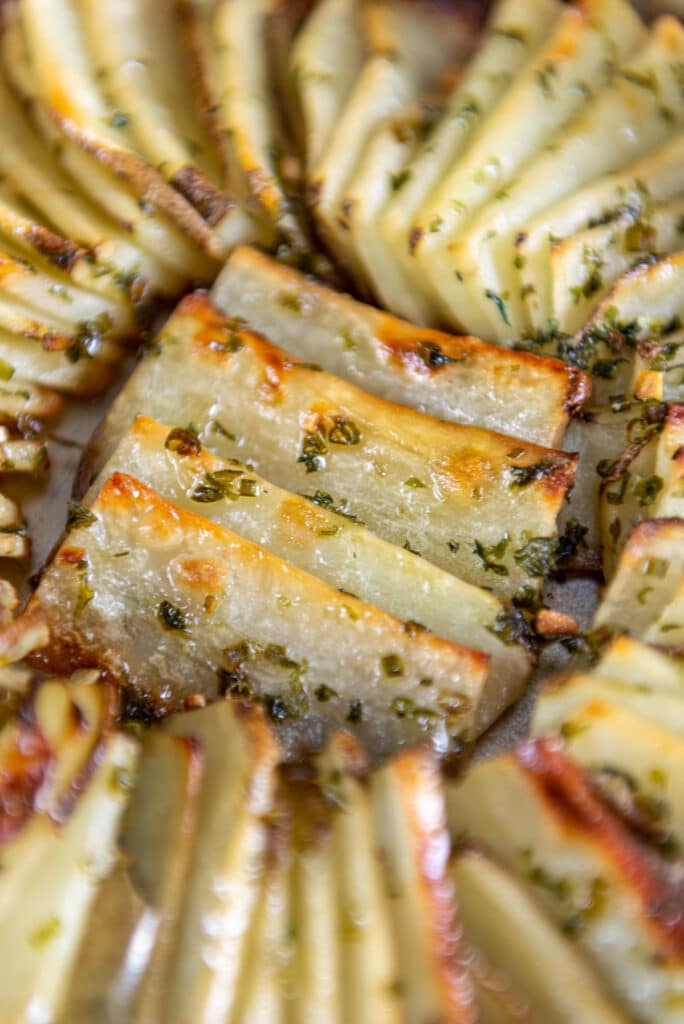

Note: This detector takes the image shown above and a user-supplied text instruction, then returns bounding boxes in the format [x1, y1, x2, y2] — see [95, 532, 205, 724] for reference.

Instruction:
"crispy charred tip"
[564, 365, 591, 415]
[26, 226, 84, 272]
[172, 165, 233, 226]
[535, 608, 578, 638]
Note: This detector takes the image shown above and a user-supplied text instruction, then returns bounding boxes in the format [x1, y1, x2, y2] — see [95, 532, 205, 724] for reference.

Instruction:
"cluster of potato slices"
[2, 599, 684, 1022]
[22, 243, 598, 757]
[297, 0, 684, 362]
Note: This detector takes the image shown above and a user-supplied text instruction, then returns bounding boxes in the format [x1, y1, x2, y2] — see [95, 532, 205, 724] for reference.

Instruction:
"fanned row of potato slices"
[2, 602, 684, 1023]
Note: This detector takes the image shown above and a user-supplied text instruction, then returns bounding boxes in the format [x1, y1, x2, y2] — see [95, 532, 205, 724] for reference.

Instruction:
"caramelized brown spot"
[172, 165, 232, 226]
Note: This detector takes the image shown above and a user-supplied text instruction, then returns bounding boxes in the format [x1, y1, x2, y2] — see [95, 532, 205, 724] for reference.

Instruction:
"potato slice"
[520, 131, 684, 336]
[442, 16, 684, 341]
[88, 293, 577, 598]
[161, 700, 280, 1024]
[0, 328, 116, 396]
[19, 0, 229, 258]
[413, 0, 645, 333]
[532, 672, 684, 739]
[0, 250, 133, 342]
[567, 250, 684, 406]
[371, 748, 476, 1023]
[184, 0, 309, 255]
[446, 739, 684, 1022]
[371, 0, 562, 323]
[552, 196, 684, 336]
[594, 517, 684, 649]
[309, 0, 477, 283]
[288, 776, 339, 1024]
[0, 728, 138, 1023]
[290, 0, 363, 171]
[532, 696, 684, 855]
[32, 472, 494, 755]
[211, 246, 589, 447]
[633, 325, 684, 403]
[0, 60, 191, 299]
[452, 849, 628, 1024]
[229, 806, 292, 1024]
[121, 732, 205, 1023]
[595, 634, 684, 693]
[89, 416, 532, 737]
[317, 732, 401, 1024]
[0, 378, 61, 422]
[600, 403, 684, 576]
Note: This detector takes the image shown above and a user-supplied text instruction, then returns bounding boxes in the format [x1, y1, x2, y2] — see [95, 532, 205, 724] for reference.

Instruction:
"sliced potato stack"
[0, 669, 139, 1023]
[83, 293, 577, 599]
[30, 469, 525, 757]
[447, 737, 684, 1023]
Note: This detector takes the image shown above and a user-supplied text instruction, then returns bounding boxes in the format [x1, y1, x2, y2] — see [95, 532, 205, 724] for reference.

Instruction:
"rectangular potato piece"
[452, 849, 628, 1024]
[371, 748, 476, 1023]
[446, 740, 684, 1023]
[211, 246, 588, 447]
[161, 700, 280, 1024]
[89, 416, 532, 736]
[367, 0, 563, 323]
[33, 472, 493, 757]
[596, 635, 684, 694]
[290, 0, 363, 171]
[0, 327, 117, 396]
[594, 517, 684, 650]
[88, 292, 577, 598]
[316, 733, 402, 1024]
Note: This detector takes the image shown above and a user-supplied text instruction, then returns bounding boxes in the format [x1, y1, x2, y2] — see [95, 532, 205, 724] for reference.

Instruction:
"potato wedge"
[413, 0, 645, 333]
[317, 732, 401, 1024]
[290, 0, 363, 171]
[211, 246, 589, 447]
[33, 472, 499, 755]
[520, 131, 684, 336]
[370, 0, 563, 323]
[162, 700, 280, 1024]
[309, 0, 477, 283]
[0, 727, 138, 1023]
[371, 748, 476, 1023]
[89, 416, 532, 737]
[88, 293, 577, 598]
[594, 517, 684, 648]
[452, 849, 628, 1024]
[441, 16, 684, 342]
[532, 695, 684, 856]
[446, 739, 684, 1022]
[600, 403, 684, 576]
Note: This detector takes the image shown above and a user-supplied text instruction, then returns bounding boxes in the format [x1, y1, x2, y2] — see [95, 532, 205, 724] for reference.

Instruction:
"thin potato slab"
[89, 416, 533, 736]
[88, 293, 577, 598]
[211, 246, 589, 447]
[32, 473, 495, 757]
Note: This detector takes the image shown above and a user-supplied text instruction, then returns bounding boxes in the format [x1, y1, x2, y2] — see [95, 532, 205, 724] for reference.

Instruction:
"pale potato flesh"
[90, 415, 532, 737]
[211, 245, 588, 447]
[88, 293, 577, 599]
